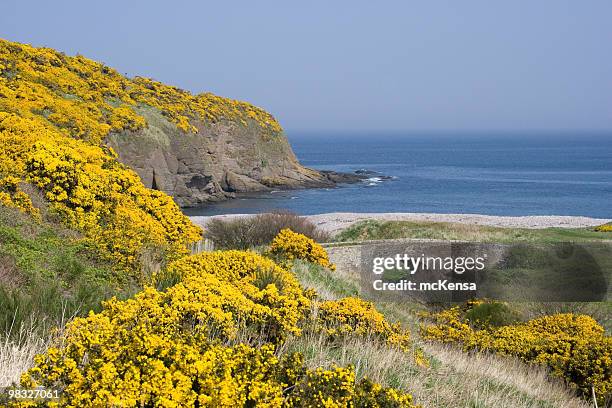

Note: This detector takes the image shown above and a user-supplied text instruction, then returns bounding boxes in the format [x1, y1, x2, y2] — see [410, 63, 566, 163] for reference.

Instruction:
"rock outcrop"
[106, 106, 355, 207]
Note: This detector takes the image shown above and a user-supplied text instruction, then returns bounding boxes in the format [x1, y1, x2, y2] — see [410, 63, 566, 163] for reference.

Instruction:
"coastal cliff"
[0, 38, 366, 273]
[0, 38, 355, 209]
[106, 106, 337, 207]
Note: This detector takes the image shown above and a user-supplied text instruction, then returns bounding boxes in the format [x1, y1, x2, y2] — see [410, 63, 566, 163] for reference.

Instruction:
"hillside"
[1, 38, 610, 407]
[0, 38, 344, 207]
[0, 38, 359, 277]
[0, 39, 419, 407]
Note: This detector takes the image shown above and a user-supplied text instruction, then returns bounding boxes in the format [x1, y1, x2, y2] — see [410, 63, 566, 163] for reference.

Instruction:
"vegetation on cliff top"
[0, 38, 282, 140]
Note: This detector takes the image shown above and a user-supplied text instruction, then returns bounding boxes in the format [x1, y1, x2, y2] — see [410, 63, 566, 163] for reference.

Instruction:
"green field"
[335, 219, 612, 243]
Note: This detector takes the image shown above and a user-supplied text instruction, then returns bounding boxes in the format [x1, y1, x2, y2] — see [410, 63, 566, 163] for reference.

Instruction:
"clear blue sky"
[2, 1, 611, 133]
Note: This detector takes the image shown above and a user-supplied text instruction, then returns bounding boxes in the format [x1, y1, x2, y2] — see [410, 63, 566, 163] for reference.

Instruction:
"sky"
[1, 1, 611, 133]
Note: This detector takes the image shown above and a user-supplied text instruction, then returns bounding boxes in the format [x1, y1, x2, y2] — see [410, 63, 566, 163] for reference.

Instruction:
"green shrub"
[206, 211, 330, 250]
[464, 301, 522, 329]
[0, 206, 136, 337]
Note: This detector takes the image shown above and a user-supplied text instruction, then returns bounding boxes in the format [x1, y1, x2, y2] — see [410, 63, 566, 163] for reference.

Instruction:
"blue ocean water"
[184, 133, 612, 218]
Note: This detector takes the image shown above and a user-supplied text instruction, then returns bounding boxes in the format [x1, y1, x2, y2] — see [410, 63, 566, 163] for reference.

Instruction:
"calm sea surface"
[183, 133, 612, 218]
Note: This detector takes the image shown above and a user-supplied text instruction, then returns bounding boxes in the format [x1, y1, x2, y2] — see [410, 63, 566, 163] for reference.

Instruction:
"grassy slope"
[305, 220, 610, 406]
[335, 219, 612, 243]
[289, 261, 590, 408]
[0, 204, 142, 386]
[0, 206, 138, 336]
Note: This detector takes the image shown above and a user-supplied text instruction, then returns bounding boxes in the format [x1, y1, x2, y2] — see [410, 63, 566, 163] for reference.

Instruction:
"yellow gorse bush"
[163, 250, 312, 340]
[268, 228, 335, 270]
[0, 175, 40, 218]
[20, 132, 201, 276]
[317, 297, 411, 351]
[285, 365, 415, 407]
[0, 39, 282, 141]
[595, 223, 612, 232]
[19, 251, 416, 407]
[421, 301, 612, 403]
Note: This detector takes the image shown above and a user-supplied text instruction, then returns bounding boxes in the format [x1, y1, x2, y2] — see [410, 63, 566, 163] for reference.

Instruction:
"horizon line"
[285, 129, 612, 135]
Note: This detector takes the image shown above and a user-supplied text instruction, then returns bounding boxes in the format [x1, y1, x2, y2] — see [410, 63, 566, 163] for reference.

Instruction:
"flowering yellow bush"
[285, 365, 356, 407]
[595, 223, 612, 232]
[21, 136, 201, 276]
[0, 39, 283, 142]
[285, 363, 416, 407]
[317, 297, 411, 351]
[20, 342, 414, 407]
[421, 301, 612, 403]
[268, 228, 335, 270]
[163, 251, 311, 340]
[353, 376, 417, 408]
[0, 176, 40, 219]
[18, 275, 295, 406]
[18, 252, 416, 407]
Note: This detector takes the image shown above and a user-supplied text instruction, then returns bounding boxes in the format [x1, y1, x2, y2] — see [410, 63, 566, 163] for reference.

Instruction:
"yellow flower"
[421, 300, 612, 403]
[20, 252, 416, 407]
[268, 228, 335, 270]
[316, 297, 411, 351]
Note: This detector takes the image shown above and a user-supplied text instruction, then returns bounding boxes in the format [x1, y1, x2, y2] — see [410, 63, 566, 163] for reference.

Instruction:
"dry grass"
[291, 260, 359, 300]
[0, 255, 24, 290]
[290, 255, 595, 408]
[420, 343, 589, 408]
[0, 320, 52, 387]
[278, 330, 590, 408]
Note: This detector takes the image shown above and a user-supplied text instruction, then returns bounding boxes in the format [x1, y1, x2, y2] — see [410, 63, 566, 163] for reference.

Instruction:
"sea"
[183, 132, 612, 218]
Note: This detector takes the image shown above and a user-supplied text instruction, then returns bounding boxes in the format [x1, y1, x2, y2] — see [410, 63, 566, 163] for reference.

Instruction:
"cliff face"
[0, 38, 351, 208]
[106, 106, 334, 207]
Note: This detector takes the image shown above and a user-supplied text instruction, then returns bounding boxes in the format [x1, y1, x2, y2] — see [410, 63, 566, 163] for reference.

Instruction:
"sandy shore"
[190, 212, 610, 235]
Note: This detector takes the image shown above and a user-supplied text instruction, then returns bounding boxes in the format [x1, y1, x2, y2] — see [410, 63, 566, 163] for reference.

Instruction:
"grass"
[0, 206, 139, 339]
[290, 252, 598, 407]
[278, 305, 590, 408]
[335, 219, 612, 243]
[0, 319, 54, 387]
[291, 260, 360, 299]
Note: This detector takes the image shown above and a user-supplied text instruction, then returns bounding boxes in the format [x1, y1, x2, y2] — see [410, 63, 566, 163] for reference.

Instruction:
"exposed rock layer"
[106, 106, 361, 207]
